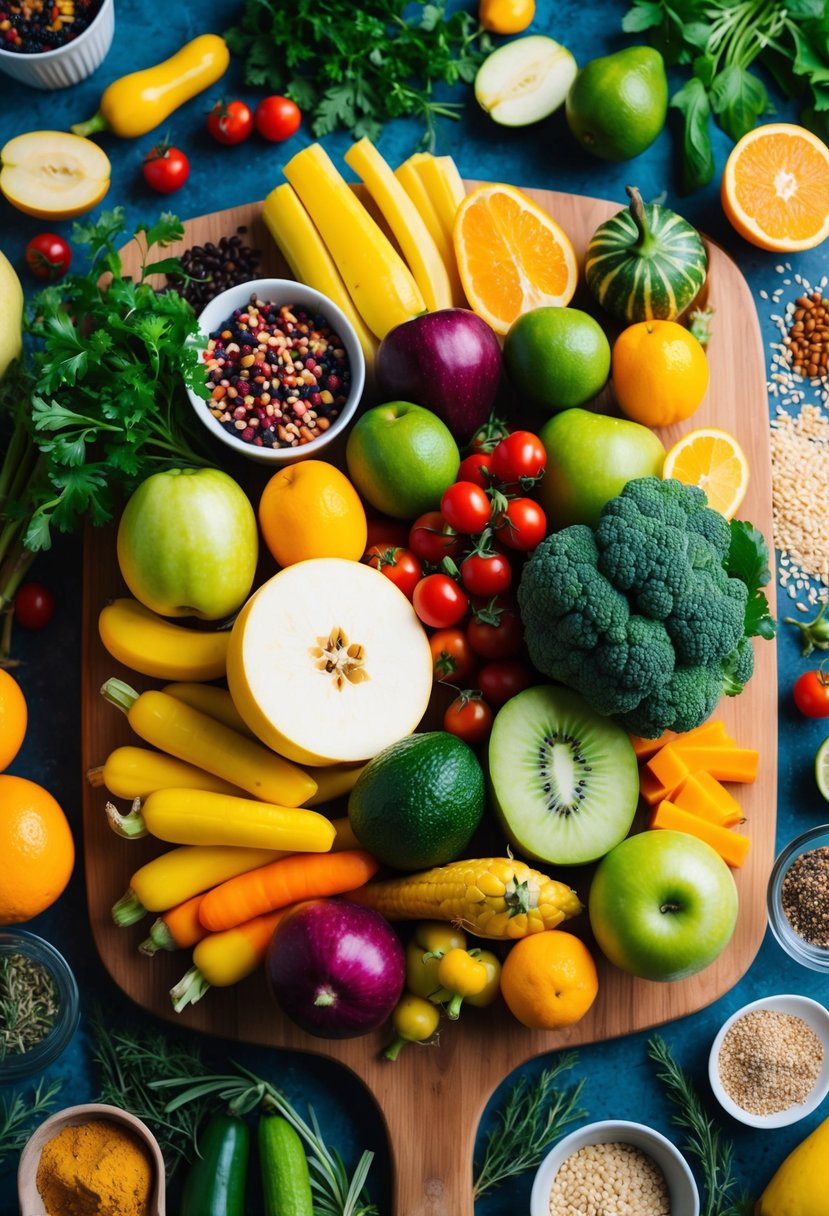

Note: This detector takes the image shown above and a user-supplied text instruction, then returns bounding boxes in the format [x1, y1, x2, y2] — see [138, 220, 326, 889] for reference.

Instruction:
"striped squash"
[585, 186, 707, 324]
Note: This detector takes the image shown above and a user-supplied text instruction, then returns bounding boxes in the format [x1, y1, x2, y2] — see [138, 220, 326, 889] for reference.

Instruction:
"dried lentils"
[717, 1008, 824, 1115]
[203, 296, 351, 449]
[547, 1141, 670, 1216]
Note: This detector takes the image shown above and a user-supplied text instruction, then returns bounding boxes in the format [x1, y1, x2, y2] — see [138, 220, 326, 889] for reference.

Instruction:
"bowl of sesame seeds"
[0, 0, 114, 89]
[767, 824, 829, 972]
[187, 278, 366, 466]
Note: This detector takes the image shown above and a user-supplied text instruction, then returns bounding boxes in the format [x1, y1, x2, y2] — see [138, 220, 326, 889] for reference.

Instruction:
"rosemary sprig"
[0, 953, 59, 1058]
[472, 1052, 587, 1199]
[0, 1078, 63, 1169]
[152, 1063, 378, 1216]
[648, 1035, 754, 1216]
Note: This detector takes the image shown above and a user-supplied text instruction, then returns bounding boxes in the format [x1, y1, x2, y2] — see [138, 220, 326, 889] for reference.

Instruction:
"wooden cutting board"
[81, 186, 776, 1216]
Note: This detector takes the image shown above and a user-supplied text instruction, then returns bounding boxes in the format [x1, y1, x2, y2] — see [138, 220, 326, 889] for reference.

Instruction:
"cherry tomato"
[254, 95, 302, 142]
[490, 430, 546, 487]
[413, 574, 468, 628]
[207, 99, 254, 145]
[793, 663, 829, 718]
[444, 692, 493, 745]
[460, 550, 512, 597]
[363, 544, 422, 600]
[364, 517, 411, 552]
[469, 415, 511, 455]
[467, 598, 523, 659]
[24, 232, 71, 280]
[408, 511, 463, 565]
[478, 659, 535, 707]
[494, 497, 547, 551]
[14, 582, 56, 630]
[456, 451, 494, 490]
[429, 628, 478, 685]
[440, 481, 492, 536]
[142, 144, 190, 194]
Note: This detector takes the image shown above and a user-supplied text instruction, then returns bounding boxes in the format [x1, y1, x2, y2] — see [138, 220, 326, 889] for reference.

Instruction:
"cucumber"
[258, 1115, 313, 1216]
[180, 1113, 250, 1216]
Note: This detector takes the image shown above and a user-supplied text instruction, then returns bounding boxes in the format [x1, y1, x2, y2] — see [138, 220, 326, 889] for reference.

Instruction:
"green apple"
[588, 829, 739, 982]
[345, 401, 460, 520]
[117, 467, 258, 621]
[539, 407, 665, 529]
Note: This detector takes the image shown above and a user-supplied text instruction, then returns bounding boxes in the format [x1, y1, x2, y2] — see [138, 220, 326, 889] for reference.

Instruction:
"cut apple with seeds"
[0, 130, 110, 220]
[227, 558, 434, 767]
[474, 35, 578, 128]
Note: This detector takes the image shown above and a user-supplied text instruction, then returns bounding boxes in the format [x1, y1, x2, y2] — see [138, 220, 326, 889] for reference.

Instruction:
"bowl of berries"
[0, 0, 114, 89]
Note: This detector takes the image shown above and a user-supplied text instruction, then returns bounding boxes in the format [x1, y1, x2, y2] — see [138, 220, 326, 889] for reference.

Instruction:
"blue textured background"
[1, 0, 828, 1212]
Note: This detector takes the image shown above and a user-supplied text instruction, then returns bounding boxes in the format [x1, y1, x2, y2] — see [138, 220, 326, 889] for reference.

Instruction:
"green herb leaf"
[710, 64, 770, 142]
[0, 1079, 63, 1168]
[670, 76, 715, 192]
[727, 519, 777, 640]
[622, 2, 665, 34]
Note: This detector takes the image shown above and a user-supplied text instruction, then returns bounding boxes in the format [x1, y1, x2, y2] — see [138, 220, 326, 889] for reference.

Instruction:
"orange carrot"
[170, 907, 291, 1011]
[198, 848, 380, 932]
[140, 892, 208, 956]
[649, 800, 751, 867]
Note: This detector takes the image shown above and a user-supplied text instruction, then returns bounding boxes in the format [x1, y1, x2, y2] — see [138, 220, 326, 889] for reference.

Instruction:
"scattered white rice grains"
[764, 267, 829, 613]
[546, 1140, 670, 1216]
[717, 1007, 824, 1116]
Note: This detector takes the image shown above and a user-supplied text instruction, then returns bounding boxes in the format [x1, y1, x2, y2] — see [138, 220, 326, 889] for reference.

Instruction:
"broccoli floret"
[617, 663, 725, 737]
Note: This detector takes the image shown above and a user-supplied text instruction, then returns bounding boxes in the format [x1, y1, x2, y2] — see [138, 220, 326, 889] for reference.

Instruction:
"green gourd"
[585, 186, 708, 324]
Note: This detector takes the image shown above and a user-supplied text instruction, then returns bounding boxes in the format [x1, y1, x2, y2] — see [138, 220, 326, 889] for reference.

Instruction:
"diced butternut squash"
[644, 720, 735, 790]
[629, 731, 677, 761]
[669, 745, 759, 784]
[672, 771, 744, 828]
[639, 764, 676, 808]
[649, 800, 751, 868]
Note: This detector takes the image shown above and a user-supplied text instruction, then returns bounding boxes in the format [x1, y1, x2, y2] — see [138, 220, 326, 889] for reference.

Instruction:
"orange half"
[453, 182, 577, 334]
[721, 123, 829, 252]
[662, 427, 750, 520]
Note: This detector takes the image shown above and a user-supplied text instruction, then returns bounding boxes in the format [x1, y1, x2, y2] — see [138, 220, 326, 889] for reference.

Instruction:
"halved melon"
[227, 558, 433, 766]
[1, 130, 110, 220]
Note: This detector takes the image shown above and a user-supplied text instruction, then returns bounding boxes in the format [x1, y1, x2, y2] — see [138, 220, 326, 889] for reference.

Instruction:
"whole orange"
[612, 319, 709, 428]
[258, 459, 368, 568]
[0, 668, 27, 771]
[500, 929, 598, 1030]
[0, 775, 75, 924]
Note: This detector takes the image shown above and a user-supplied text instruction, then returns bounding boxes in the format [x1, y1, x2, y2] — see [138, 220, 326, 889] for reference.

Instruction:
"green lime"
[565, 47, 668, 162]
[503, 306, 611, 414]
[816, 737, 829, 802]
[348, 731, 485, 870]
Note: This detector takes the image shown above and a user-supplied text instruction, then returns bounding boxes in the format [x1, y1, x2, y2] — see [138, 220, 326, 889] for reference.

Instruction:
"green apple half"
[588, 829, 738, 982]
[117, 467, 259, 621]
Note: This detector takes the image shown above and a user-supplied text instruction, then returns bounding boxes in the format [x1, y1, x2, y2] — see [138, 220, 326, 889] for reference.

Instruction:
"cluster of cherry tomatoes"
[363, 428, 548, 746]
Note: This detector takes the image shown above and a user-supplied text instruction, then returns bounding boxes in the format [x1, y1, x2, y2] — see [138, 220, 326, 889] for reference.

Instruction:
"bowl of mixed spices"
[187, 278, 366, 466]
[767, 823, 829, 971]
[0, 0, 114, 89]
[0, 929, 79, 1083]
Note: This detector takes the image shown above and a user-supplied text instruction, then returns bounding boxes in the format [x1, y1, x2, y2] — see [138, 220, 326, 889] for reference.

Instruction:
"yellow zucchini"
[404, 153, 467, 246]
[344, 138, 453, 313]
[262, 182, 378, 372]
[394, 158, 466, 308]
[302, 762, 366, 808]
[88, 745, 246, 800]
[98, 598, 229, 682]
[162, 682, 254, 738]
[108, 787, 337, 852]
[281, 143, 426, 339]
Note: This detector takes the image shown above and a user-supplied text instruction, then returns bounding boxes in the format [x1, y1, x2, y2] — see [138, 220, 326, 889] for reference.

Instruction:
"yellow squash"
[162, 682, 254, 737]
[71, 34, 230, 139]
[88, 744, 246, 800]
[755, 1115, 829, 1216]
[98, 598, 229, 682]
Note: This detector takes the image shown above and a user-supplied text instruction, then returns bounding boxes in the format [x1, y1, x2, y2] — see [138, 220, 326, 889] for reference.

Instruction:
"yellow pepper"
[479, 0, 535, 34]
[383, 994, 441, 1060]
[436, 947, 488, 1019]
[465, 949, 502, 1008]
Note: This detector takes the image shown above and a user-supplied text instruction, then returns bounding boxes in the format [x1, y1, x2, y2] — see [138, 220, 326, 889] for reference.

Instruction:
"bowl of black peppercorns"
[767, 824, 829, 971]
[0, 0, 114, 89]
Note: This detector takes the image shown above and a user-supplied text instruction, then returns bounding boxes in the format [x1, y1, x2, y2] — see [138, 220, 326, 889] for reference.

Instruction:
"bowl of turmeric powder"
[17, 1103, 165, 1216]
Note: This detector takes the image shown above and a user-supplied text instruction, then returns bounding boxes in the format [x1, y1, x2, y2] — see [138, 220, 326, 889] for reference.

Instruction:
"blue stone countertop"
[1, 0, 828, 1212]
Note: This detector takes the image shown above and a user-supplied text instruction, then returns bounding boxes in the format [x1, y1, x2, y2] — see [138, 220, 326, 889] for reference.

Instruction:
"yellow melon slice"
[1, 130, 110, 220]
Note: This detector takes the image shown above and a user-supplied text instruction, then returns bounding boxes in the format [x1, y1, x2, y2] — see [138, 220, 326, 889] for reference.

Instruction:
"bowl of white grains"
[530, 1119, 699, 1216]
[708, 993, 829, 1128]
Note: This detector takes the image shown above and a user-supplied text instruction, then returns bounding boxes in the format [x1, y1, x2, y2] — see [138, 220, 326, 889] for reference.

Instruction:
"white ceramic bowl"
[530, 1119, 699, 1216]
[186, 277, 366, 467]
[708, 993, 829, 1128]
[0, 0, 114, 89]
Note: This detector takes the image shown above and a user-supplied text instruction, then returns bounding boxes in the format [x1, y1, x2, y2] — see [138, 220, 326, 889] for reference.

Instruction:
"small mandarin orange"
[500, 929, 598, 1030]
[258, 459, 368, 567]
[0, 774, 75, 924]
[0, 668, 27, 771]
[612, 319, 708, 428]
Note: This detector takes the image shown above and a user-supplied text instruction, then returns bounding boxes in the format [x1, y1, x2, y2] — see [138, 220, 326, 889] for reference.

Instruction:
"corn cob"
[349, 857, 583, 940]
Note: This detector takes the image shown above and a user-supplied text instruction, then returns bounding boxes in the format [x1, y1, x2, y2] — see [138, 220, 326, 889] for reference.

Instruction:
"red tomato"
[24, 232, 71, 280]
[413, 574, 468, 628]
[364, 544, 422, 600]
[456, 451, 494, 489]
[494, 498, 547, 551]
[490, 430, 546, 487]
[207, 99, 254, 145]
[478, 659, 535, 707]
[793, 664, 829, 718]
[142, 144, 190, 194]
[444, 693, 493, 745]
[254, 95, 302, 141]
[469, 415, 511, 455]
[14, 582, 56, 630]
[460, 551, 512, 597]
[429, 628, 478, 685]
[408, 512, 463, 565]
[364, 517, 411, 551]
[467, 599, 523, 659]
[440, 481, 492, 535]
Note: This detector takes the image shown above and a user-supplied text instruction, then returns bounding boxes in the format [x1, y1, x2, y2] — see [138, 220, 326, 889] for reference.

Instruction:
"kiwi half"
[488, 684, 639, 866]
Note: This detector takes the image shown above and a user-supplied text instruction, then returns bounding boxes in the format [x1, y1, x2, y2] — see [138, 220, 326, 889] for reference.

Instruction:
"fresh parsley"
[622, 0, 829, 192]
[224, 0, 492, 149]
[727, 518, 777, 641]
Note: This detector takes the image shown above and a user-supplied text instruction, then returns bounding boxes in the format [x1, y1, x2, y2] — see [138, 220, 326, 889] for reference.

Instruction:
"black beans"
[166, 231, 262, 314]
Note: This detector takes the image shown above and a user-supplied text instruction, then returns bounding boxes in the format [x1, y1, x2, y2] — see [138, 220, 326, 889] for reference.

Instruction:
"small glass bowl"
[767, 824, 829, 972]
[0, 930, 80, 1082]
